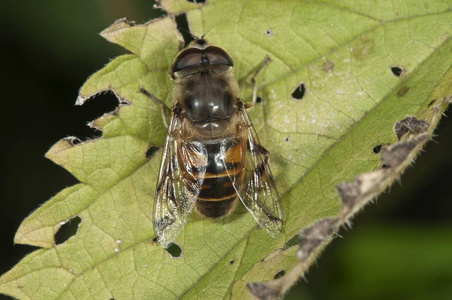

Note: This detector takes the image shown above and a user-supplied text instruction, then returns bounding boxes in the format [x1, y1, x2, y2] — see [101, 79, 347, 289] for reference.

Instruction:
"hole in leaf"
[265, 29, 273, 36]
[381, 162, 390, 169]
[256, 96, 262, 104]
[372, 144, 382, 154]
[274, 270, 286, 279]
[283, 234, 298, 249]
[291, 83, 305, 100]
[390, 66, 404, 77]
[427, 99, 436, 107]
[185, 0, 206, 3]
[175, 14, 193, 46]
[285, 137, 289, 142]
[229, 259, 235, 265]
[146, 146, 160, 159]
[55, 216, 81, 244]
[165, 242, 182, 258]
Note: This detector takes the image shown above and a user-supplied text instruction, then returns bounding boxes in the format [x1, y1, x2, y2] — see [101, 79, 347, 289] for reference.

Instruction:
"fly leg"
[245, 55, 272, 109]
[139, 87, 170, 129]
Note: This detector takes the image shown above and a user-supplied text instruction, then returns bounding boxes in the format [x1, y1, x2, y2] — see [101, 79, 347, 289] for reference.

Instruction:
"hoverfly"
[142, 36, 283, 247]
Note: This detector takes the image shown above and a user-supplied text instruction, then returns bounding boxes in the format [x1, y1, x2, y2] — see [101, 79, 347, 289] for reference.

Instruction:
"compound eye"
[172, 48, 203, 73]
[204, 46, 233, 67]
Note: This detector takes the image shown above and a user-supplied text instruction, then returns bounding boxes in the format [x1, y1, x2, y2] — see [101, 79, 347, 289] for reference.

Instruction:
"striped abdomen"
[188, 137, 245, 218]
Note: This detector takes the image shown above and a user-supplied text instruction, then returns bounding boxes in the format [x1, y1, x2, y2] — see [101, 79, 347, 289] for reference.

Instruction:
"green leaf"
[1, 1, 451, 299]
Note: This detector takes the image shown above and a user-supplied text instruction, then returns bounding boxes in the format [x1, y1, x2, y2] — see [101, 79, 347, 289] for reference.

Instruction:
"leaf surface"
[1, 1, 451, 299]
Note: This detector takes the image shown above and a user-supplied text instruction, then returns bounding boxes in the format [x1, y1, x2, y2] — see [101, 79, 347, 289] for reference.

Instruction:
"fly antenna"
[200, 25, 215, 39]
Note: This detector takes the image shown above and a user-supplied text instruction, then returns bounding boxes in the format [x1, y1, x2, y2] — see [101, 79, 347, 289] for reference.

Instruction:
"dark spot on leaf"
[390, 66, 405, 77]
[322, 60, 334, 72]
[256, 96, 262, 104]
[55, 216, 82, 245]
[291, 83, 305, 100]
[396, 86, 410, 98]
[265, 29, 273, 36]
[393, 116, 428, 140]
[351, 36, 374, 60]
[274, 270, 286, 279]
[285, 137, 289, 142]
[185, 0, 206, 3]
[372, 144, 382, 154]
[229, 259, 235, 265]
[427, 99, 436, 107]
[146, 146, 159, 159]
[165, 243, 182, 258]
[284, 234, 298, 249]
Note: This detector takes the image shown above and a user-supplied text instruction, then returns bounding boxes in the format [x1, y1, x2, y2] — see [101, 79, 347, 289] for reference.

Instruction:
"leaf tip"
[45, 137, 79, 162]
[75, 95, 88, 106]
[14, 221, 55, 248]
[100, 17, 136, 40]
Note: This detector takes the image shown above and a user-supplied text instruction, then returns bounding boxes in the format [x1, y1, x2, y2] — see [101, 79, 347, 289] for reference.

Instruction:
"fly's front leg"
[139, 87, 170, 129]
[245, 55, 272, 109]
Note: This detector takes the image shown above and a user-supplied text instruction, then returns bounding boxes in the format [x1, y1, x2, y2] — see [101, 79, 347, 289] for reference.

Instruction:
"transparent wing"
[225, 107, 283, 235]
[153, 114, 207, 247]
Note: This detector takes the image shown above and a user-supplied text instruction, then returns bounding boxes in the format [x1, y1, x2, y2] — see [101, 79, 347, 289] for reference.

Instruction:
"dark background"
[1, 1, 451, 299]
